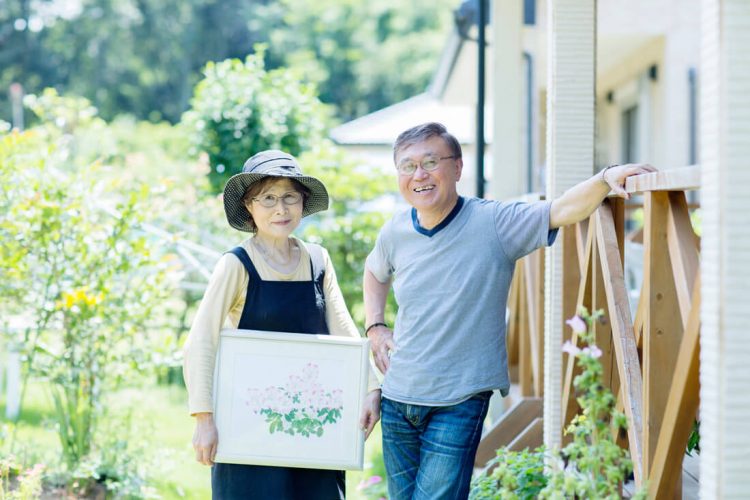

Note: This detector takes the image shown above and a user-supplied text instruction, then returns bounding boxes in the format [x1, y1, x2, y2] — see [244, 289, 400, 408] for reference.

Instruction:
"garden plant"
[470, 308, 643, 500]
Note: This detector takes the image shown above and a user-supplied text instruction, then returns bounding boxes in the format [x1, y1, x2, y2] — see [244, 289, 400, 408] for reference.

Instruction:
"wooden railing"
[477, 166, 701, 498]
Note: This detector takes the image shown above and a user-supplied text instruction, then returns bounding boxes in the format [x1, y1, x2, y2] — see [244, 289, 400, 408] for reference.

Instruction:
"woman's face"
[244, 178, 304, 239]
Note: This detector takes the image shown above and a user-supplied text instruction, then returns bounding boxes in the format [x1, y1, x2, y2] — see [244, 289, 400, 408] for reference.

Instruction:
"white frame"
[213, 328, 369, 470]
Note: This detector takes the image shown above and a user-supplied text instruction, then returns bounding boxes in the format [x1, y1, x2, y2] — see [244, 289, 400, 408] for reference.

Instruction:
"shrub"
[470, 447, 547, 500]
[182, 47, 332, 192]
[470, 308, 643, 500]
[0, 126, 177, 476]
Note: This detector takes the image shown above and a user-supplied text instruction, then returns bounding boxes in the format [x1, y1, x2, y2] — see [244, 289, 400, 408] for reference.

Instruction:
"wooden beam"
[535, 249, 546, 397]
[642, 192, 684, 477]
[594, 202, 644, 484]
[575, 219, 589, 273]
[475, 398, 543, 467]
[624, 166, 700, 193]
[524, 251, 543, 397]
[508, 417, 544, 452]
[563, 224, 584, 348]
[518, 256, 534, 397]
[666, 191, 700, 327]
[592, 230, 616, 390]
[647, 276, 701, 499]
[507, 265, 521, 370]
[562, 218, 595, 435]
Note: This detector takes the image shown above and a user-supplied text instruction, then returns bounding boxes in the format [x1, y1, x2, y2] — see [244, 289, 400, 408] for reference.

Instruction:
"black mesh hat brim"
[223, 172, 330, 232]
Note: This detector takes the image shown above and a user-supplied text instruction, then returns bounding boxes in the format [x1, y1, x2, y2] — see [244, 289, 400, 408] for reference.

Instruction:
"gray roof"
[330, 93, 486, 146]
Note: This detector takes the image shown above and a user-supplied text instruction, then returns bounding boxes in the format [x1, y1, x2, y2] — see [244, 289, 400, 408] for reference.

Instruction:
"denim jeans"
[381, 392, 491, 500]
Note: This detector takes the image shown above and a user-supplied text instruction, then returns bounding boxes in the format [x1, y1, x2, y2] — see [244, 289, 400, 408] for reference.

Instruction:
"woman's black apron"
[211, 245, 345, 500]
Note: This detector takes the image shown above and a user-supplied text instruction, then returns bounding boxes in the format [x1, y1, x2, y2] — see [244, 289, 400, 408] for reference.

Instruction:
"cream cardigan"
[182, 236, 380, 415]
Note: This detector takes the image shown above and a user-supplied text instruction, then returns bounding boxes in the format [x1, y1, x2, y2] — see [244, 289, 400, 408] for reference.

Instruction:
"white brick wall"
[543, 0, 597, 450]
[699, 0, 750, 496]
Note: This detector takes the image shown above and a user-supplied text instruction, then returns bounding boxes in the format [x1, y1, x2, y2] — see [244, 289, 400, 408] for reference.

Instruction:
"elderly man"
[362, 122, 653, 499]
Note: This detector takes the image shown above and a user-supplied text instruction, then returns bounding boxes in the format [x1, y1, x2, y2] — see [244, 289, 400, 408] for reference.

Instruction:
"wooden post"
[543, 0, 597, 450]
[699, 0, 750, 495]
[642, 192, 684, 476]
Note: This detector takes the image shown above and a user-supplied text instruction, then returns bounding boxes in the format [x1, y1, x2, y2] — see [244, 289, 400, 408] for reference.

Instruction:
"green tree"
[1, 0, 455, 124]
[0, 0, 273, 122]
[260, 0, 455, 120]
[181, 50, 332, 192]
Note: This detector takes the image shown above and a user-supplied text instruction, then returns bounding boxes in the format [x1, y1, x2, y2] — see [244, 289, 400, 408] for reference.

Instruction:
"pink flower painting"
[245, 362, 344, 438]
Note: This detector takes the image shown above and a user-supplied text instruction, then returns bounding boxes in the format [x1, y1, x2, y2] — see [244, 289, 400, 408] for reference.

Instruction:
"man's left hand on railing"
[550, 162, 657, 229]
[601, 163, 657, 199]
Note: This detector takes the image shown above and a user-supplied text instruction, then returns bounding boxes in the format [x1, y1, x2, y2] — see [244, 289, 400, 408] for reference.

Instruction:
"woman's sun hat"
[223, 150, 329, 232]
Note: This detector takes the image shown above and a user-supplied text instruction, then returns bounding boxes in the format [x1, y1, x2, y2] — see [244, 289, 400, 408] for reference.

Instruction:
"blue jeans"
[381, 392, 491, 500]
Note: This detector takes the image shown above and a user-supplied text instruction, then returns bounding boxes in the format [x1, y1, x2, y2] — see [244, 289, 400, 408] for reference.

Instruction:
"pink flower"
[565, 315, 587, 333]
[583, 345, 603, 359]
[357, 476, 383, 491]
[562, 340, 580, 356]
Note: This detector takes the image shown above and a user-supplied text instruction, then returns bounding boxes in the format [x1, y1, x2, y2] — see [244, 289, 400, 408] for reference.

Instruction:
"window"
[621, 105, 639, 163]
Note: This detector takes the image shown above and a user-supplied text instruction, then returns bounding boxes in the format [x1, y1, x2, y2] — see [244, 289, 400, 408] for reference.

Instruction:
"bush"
[0, 124, 177, 478]
[470, 447, 547, 500]
[182, 48, 332, 192]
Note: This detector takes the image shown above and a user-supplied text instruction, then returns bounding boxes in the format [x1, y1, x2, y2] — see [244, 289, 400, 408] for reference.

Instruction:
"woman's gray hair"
[392, 122, 462, 163]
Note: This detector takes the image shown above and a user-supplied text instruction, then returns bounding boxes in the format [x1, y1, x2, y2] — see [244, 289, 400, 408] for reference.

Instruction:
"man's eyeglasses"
[251, 192, 303, 208]
[396, 155, 456, 176]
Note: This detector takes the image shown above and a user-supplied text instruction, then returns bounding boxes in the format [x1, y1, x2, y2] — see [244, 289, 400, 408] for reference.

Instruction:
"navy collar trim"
[411, 197, 464, 237]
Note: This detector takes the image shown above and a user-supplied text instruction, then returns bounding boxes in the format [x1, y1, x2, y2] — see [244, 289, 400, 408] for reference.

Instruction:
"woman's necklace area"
[252, 237, 299, 271]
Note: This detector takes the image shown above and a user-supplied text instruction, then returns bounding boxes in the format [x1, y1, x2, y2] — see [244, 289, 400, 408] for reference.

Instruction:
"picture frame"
[213, 328, 370, 470]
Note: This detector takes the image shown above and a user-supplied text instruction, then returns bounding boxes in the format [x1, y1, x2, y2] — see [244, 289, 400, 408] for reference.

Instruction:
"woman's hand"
[360, 389, 381, 440]
[193, 412, 218, 466]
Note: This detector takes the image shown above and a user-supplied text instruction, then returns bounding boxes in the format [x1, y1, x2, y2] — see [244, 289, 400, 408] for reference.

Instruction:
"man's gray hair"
[392, 122, 463, 163]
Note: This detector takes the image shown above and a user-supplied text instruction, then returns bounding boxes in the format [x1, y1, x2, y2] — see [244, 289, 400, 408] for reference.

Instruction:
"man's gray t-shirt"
[366, 196, 558, 406]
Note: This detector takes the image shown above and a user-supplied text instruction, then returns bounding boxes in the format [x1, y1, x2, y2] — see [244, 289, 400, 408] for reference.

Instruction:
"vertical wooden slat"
[524, 253, 541, 396]
[529, 248, 547, 397]
[648, 276, 701, 499]
[592, 225, 616, 391]
[666, 191, 700, 326]
[507, 264, 521, 372]
[561, 219, 594, 430]
[516, 257, 534, 397]
[642, 192, 684, 477]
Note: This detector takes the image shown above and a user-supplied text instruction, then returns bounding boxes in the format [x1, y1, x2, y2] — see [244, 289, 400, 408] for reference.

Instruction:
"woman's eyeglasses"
[251, 192, 303, 208]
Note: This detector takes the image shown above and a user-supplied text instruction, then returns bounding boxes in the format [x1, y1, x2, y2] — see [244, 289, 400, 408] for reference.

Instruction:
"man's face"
[395, 136, 463, 215]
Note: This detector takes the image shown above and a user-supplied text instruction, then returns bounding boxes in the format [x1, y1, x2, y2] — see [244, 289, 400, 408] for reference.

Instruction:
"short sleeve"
[494, 200, 558, 261]
[365, 227, 394, 283]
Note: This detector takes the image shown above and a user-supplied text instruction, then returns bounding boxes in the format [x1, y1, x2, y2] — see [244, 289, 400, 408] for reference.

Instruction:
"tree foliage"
[0, 0, 269, 123]
[0, 0, 454, 123]
[259, 0, 455, 120]
[181, 51, 332, 192]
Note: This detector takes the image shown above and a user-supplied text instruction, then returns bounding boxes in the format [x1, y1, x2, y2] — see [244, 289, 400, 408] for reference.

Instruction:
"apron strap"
[226, 246, 261, 282]
[300, 241, 326, 285]
[299, 241, 326, 311]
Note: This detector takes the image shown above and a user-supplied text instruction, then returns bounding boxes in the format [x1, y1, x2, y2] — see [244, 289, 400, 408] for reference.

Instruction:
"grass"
[1, 380, 386, 499]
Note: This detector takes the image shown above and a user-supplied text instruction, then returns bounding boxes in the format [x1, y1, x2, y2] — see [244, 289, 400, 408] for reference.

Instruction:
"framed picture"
[213, 328, 370, 470]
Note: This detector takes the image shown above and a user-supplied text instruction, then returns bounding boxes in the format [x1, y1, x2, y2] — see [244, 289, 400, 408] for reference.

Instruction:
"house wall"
[529, 0, 700, 183]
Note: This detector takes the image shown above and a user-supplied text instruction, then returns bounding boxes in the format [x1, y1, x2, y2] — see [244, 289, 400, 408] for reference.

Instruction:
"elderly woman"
[183, 150, 381, 499]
